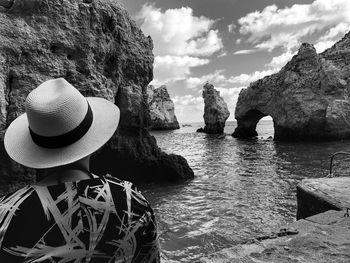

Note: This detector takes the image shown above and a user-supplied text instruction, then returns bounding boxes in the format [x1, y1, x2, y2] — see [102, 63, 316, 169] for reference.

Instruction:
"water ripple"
[144, 121, 350, 262]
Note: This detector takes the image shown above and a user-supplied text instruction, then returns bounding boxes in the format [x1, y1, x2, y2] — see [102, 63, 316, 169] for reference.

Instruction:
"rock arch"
[233, 109, 268, 138]
[233, 38, 350, 141]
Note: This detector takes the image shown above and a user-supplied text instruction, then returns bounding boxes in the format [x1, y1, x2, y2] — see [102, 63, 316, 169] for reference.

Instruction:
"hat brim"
[4, 97, 120, 169]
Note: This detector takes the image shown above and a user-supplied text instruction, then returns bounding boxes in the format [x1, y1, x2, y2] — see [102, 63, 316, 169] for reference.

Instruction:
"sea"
[143, 120, 350, 262]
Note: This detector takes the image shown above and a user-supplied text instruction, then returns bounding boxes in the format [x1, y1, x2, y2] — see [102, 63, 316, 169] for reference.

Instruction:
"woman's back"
[0, 175, 159, 262]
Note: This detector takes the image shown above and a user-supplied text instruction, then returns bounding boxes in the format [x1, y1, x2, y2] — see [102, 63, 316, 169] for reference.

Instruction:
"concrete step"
[297, 177, 350, 219]
[200, 210, 350, 263]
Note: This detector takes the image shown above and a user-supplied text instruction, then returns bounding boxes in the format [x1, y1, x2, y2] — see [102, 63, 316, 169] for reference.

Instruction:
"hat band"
[29, 102, 93, 149]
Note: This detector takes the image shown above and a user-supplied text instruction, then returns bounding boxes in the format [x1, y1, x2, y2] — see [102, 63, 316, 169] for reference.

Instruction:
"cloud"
[173, 95, 203, 106]
[216, 87, 245, 114]
[228, 23, 237, 33]
[233, 49, 257, 55]
[153, 56, 210, 84]
[137, 5, 222, 57]
[314, 22, 349, 52]
[216, 87, 244, 97]
[217, 51, 228, 58]
[236, 0, 350, 52]
[185, 70, 227, 89]
[137, 4, 223, 85]
[173, 95, 204, 122]
[264, 22, 349, 71]
[266, 51, 295, 69]
[185, 68, 277, 91]
[227, 69, 278, 85]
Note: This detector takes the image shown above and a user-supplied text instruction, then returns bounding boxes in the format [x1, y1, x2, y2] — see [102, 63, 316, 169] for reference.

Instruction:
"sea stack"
[198, 83, 230, 134]
[233, 32, 350, 141]
[147, 85, 180, 130]
[0, 0, 194, 191]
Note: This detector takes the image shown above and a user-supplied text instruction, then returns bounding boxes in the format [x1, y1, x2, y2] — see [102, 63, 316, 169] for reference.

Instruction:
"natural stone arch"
[232, 109, 268, 138]
[233, 39, 350, 141]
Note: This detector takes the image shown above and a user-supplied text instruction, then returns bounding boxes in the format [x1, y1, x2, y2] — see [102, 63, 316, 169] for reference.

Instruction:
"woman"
[0, 78, 160, 262]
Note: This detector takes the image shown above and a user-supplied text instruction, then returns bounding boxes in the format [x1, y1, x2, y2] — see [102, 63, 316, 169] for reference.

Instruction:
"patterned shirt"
[0, 175, 160, 262]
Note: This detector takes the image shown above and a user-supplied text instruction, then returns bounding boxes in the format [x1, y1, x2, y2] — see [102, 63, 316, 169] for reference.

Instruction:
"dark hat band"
[29, 102, 93, 149]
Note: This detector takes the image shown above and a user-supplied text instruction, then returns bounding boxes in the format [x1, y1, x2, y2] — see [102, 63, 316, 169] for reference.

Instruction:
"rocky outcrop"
[0, 0, 194, 193]
[233, 32, 350, 141]
[147, 85, 180, 130]
[199, 83, 230, 134]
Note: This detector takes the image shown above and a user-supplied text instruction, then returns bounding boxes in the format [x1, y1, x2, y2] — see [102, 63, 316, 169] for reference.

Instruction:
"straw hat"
[4, 78, 120, 169]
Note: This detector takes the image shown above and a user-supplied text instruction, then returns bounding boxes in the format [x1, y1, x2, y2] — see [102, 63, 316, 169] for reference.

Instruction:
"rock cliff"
[199, 83, 230, 134]
[147, 85, 180, 130]
[0, 0, 193, 192]
[233, 33, 350, 141]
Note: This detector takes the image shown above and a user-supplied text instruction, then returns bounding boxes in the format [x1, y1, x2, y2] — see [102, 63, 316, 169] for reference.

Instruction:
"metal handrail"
[328, 151, 350, 177]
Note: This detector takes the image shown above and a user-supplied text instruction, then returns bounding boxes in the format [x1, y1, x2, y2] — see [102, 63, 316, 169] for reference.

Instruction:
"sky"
[119, 0, 350, 123]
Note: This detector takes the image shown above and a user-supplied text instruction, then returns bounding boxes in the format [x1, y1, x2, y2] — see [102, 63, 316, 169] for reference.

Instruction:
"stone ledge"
[200, 210, 350, 263]
[297, 177, 350, 219]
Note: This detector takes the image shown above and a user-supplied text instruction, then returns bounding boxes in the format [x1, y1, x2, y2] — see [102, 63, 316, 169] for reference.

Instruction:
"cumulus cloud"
[173, 95, 204, 122]
[233, 49, 257, 55]
[137, 4, 223, 85]
[138, 4, 222, 57]
[227, 69, 278, 85]
[185, 70, 227, 89]
[216, 87, 245, 113]
[236, 0, 350, 52]
[216, 87, 243, 97]
[266, 51, 295, 69]
[185, 68, 277, 90]
[173, 95, 203, 106]
[154, 56, 210, 84]
[228, 23, 237, 33]
[217, 51, 228, 58]
[314, 22, 349, 52]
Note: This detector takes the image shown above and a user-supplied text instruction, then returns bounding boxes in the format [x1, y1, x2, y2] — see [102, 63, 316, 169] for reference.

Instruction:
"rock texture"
[0, 0, 193, 193]
[297, 177, 350, 219]
[201, 210, 350, 263]
[200, 83, 230, 134]
[233, 33, 350, 140]
[147, 85, 180, 130]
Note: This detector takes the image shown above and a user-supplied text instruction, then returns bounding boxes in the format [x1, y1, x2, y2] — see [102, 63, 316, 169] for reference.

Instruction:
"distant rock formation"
[0, 0, 193, 193]
[233, 32, 350, 141]
[147, 85, 180, 130]
[199, 83, 230, 134]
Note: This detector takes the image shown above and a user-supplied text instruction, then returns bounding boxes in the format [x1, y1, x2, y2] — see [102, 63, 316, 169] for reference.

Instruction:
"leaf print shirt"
[0, 175, 160, 262]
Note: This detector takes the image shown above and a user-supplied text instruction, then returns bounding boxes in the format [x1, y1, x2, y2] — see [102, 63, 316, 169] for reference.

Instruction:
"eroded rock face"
[233, 33, 350, 141]
[147, 85, 180, 130]
[0, 0, 193, 192]
[201, 83, 230, 134]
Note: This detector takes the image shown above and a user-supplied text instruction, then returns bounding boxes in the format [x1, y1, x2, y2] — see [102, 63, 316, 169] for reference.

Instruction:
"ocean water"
[144, 120, 350, 262]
